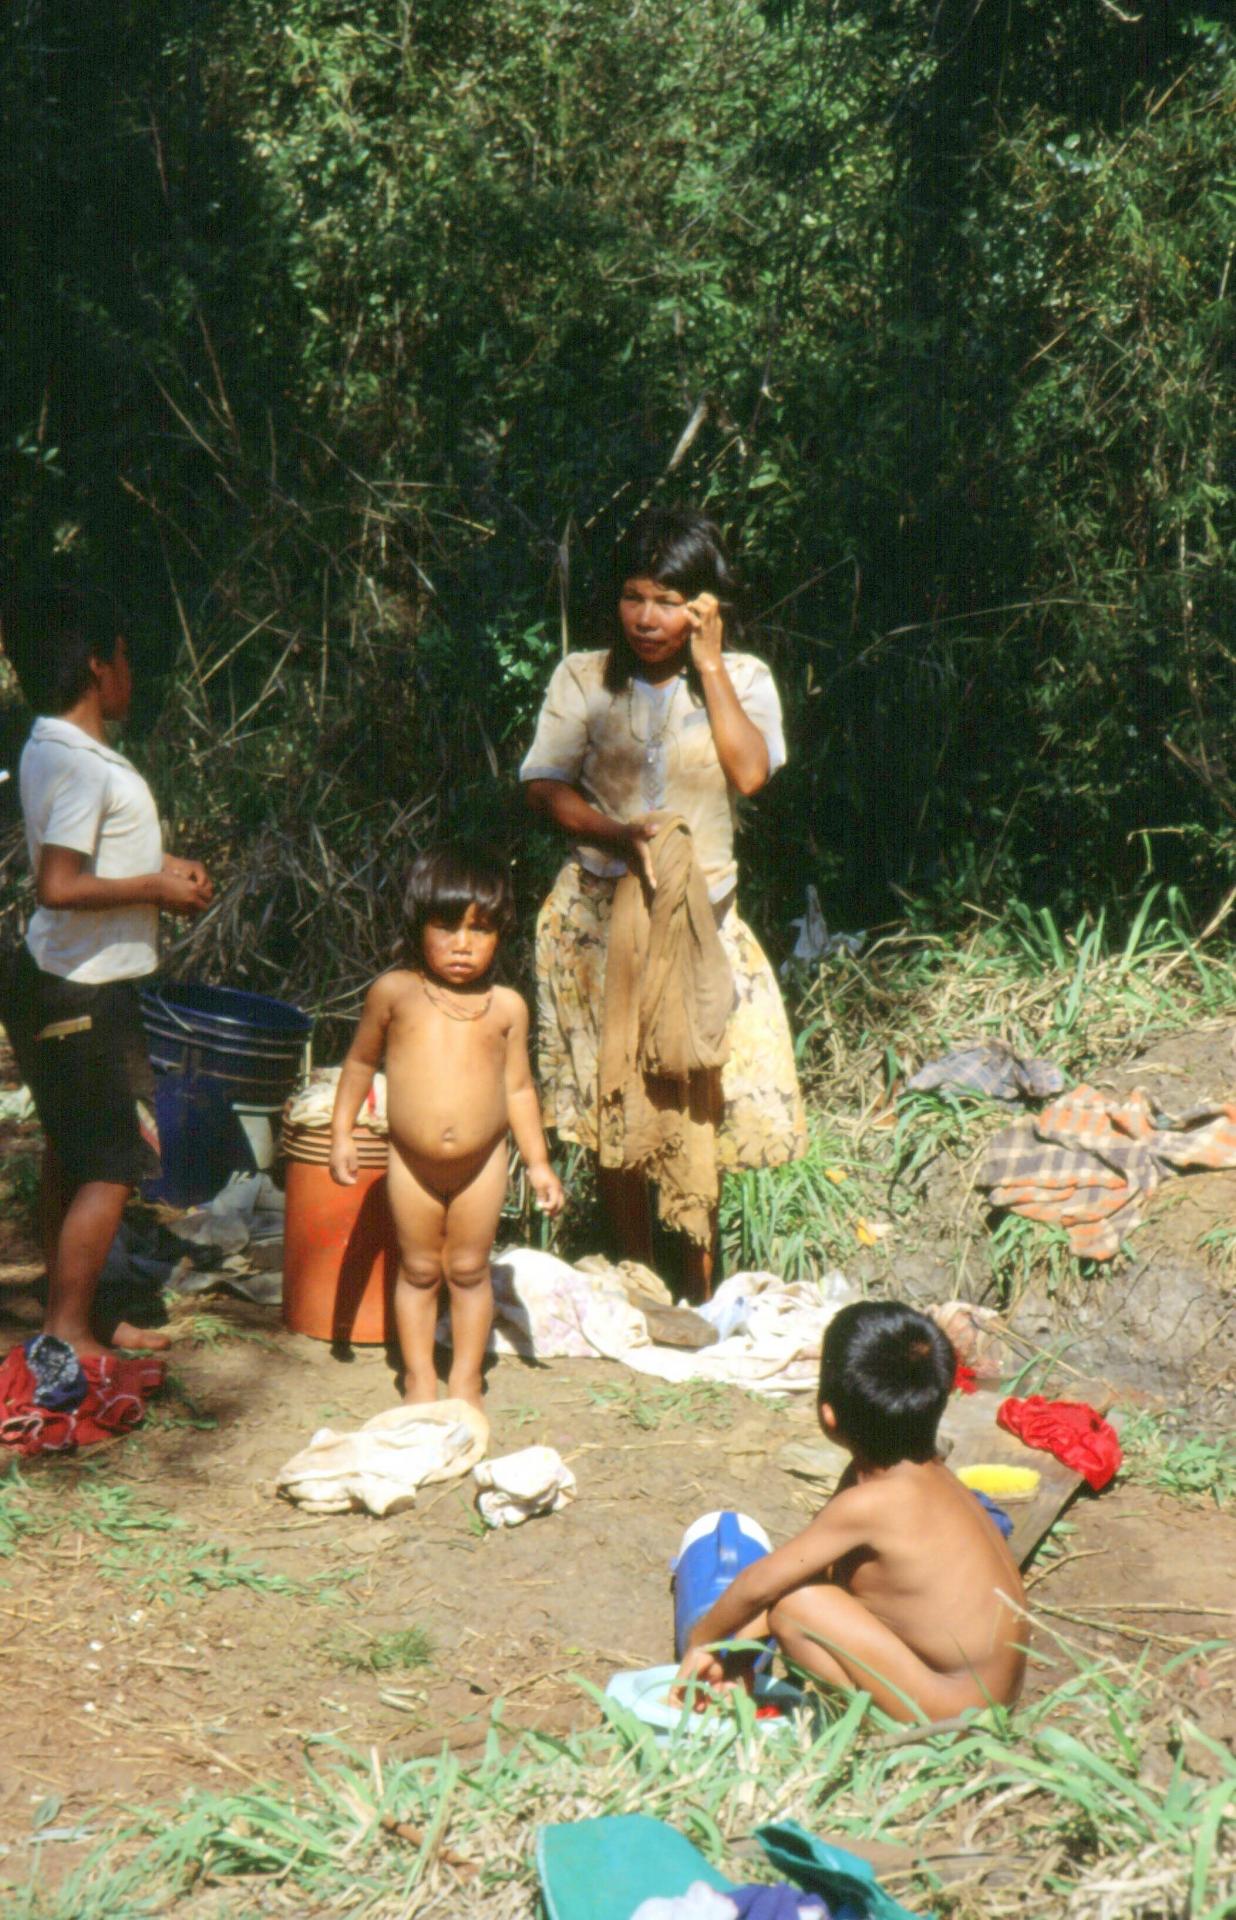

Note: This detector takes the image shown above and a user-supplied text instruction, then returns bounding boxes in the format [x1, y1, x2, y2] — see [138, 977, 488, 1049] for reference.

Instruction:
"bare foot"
[402, 1373, 440, 1406]
[109, 1321, 173, 1352]
[447, 1374, 485, 1411]
[40, 1323, 110, 1360]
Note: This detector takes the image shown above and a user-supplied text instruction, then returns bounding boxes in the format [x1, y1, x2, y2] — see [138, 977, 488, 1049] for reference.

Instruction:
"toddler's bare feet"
[447, 1372, 485, 1412]
[401, 1369, 440, 1406]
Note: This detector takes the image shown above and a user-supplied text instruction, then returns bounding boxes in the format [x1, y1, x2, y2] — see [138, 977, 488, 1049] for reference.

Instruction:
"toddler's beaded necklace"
[420, 974, 493, 1022]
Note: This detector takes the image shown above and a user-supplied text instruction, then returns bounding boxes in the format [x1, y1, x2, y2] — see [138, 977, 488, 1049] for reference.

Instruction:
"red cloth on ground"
[0, 1345, 164, 1456]
[996, 1394, 1122, 1492]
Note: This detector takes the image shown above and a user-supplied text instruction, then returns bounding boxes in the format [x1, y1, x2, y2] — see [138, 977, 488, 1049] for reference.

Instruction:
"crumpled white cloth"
[435, 1249, 853, 1397]
[590, 1268, 855, 1394]
[473, 1445, 577, 1527]
[275, 1399, 488, 1515]
[631, 1887, 739, 1920]
[465, 1248, 650, 1362]
[284, 1066, 389, 1133]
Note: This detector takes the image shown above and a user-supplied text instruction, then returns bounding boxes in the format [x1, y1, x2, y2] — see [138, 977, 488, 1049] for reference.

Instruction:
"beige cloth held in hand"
[597, 815, 734, 1246]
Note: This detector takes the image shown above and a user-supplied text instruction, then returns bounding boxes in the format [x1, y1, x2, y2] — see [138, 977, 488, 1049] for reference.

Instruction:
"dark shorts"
[0, 944, 158, 1193]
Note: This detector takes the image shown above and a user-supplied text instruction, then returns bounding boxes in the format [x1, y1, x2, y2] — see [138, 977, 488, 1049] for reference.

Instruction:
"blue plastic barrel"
[672, 1510, 773, 1659]
[141, 983, 312, 1108]
[145, 1072, 257, 1207]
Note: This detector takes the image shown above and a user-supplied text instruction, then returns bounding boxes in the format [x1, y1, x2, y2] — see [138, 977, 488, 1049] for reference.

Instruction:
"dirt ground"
[1, 1020, 1235, 1890]
[0, 1278, 1233, 1860]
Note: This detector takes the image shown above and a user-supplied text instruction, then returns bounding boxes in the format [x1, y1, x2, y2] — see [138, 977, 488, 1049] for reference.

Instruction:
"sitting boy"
[673, 1300, 1026, 1723]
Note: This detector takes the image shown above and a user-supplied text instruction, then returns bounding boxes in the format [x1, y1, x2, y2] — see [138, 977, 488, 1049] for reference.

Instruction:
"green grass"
[328, 1624, 434, 1675]
[4, 1634, 1233, 1919]
[1120, 1410, 1236, 1507]
[585, 1377, 740, 1431]
[730, 889, 1236, 1295]
[0, 1470, 357, 1604]
[719, 1126, 877, 1281]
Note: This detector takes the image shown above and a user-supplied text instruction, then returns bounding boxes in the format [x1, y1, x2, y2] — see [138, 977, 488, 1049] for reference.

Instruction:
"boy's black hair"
[401, 844, 515, 968]
[0, 584, 122, 715]
[818, 1300, 956, 1467]
[599, 507, 745, 699]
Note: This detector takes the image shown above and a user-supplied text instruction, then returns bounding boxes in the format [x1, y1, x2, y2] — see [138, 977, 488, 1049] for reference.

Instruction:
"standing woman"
[521, 508, 807, 1298]
[0, 586, 214, 1356]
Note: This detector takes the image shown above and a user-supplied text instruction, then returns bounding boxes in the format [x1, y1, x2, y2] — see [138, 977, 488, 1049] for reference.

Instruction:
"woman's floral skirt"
[534, 861, 808, 1171]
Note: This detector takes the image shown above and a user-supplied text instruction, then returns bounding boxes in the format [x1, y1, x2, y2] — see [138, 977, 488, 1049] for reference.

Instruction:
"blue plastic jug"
[671, 1509, 772, 1659]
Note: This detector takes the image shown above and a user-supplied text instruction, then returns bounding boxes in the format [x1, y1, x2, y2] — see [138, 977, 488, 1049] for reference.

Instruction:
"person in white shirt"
[1, 586, 214, 1357]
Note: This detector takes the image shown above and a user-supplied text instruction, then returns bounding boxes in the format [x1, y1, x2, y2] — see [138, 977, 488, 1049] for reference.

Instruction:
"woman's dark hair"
[818, 1300, 956, 1467]
[0, 584, 122, 715]
[401, 844, 515, 968]
[601, 508, 743, 697]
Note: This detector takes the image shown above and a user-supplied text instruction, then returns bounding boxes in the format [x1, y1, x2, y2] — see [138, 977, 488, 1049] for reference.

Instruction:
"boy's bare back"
[808, 1458, 1026, 1699]
[366, 969, 527, 1164]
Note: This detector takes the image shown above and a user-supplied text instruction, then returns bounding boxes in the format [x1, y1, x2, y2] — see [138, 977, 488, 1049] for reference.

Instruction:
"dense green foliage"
[3, 0, 1234, 1001]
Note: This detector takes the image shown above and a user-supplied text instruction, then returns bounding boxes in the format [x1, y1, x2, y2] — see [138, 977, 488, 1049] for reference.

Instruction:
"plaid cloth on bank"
[977, 1084, 1236, 1259]
[907, 1043, 1067, 1103]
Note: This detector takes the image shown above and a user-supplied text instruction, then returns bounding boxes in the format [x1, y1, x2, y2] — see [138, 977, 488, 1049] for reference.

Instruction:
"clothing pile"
[977, 1084, 1236, 1258]
[474, 1446, 576, 1528]
[0, 1335, 165, 1455]
[275, 1400, 488, 1516]
[469, 1250, 854, 1397]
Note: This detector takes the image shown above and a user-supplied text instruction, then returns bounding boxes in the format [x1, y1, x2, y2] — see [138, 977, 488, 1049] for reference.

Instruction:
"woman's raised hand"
[686, 592, 725, 673]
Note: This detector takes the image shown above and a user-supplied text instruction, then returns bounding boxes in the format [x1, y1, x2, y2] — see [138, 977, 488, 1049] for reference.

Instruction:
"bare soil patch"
[1, 1279, 1233, 1861]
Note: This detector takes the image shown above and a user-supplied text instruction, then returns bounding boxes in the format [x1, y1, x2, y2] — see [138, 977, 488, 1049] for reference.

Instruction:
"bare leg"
[386, 1148, 448, 1405]
[681, 1204, 718, 1305]
[42, 1179, 132, 1360]
[37, 1150, 170, 1351]
[769, 1586, 988, 1725]
[597, 1164, 653, 1265]
[442, 1139, 507, 1409]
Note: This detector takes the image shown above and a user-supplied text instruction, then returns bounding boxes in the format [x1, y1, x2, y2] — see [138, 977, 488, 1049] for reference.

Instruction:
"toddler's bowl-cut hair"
[818, 1300, 956, 1467]
[402, 844, 515, 966]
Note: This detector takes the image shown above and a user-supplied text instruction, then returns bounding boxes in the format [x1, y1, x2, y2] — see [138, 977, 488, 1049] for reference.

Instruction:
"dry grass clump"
[795, 891, 1236, 1124]
[6, 1629, 1233, 1919]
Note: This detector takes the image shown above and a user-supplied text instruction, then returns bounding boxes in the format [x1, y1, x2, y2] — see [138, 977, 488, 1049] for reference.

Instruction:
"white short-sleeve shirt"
[20, 716, 162, 982]
[520, 649, 786, 901]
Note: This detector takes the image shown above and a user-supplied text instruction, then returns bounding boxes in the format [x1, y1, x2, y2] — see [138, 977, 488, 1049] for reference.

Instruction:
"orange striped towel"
[977, 1086, 1236, 1260]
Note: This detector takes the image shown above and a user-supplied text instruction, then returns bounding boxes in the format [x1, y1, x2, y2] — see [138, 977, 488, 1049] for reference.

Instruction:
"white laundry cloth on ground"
[275, 1399, 488, 1516]
[473, 1445, 577, 1527]
[436, 1249, 854, 1397]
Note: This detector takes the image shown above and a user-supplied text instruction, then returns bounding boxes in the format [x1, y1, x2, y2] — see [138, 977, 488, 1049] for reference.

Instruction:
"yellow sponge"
[957, 1463, 1041, 1502]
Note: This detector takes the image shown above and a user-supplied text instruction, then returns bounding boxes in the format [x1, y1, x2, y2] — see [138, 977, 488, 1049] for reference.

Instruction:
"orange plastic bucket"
[282, 1126, 396, 1344]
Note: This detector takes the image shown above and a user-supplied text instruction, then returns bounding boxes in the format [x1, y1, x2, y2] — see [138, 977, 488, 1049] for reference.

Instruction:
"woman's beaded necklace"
[420, 974, 493, 1022]
[627, 674, 681, 768]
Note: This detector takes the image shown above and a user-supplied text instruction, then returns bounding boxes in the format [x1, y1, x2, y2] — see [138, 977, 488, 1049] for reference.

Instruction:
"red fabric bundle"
[996, 1394, 1122, 1492]
[0, 1345, 164, 1456]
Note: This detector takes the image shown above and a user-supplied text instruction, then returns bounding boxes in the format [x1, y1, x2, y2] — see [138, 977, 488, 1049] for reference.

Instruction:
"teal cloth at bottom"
[536, 1813, 932, 1920]
[537, 1812, 730, 1920]
[756, 1820, 931, 1920]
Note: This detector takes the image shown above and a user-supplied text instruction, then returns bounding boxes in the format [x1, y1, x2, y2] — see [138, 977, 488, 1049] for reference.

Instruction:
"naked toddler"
[674, 1300, 1027, 1723]
[330, 846, 564, 1407]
